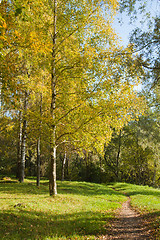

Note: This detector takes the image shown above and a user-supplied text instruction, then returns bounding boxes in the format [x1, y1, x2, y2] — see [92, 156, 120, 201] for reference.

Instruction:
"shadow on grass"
[0, 181, 125, 197]
[57, 181, 125, 197]
[0, 207, 160, 240]
[108, 183, 160, 198]
[0, 182, 48, 196]
[0, 208, 113, 240]
[128, 190, 160, 198]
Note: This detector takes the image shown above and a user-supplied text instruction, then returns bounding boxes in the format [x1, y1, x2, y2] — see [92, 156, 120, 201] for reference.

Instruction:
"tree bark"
[152, 145, 159, 187]
[37, 137, 41, 187]
[17, 110, 22, 179]
[49, 0, 57, 196]
[49, 144, 57, 195]
[116, 130, 121, 181]
[99, 154, 102, 183]
[61, 150, 67, 181]
[37, 93, 42, 187]
[152, 158, 157, 187]
[136, 129, 141, 185]
[20, 91, 28, 183]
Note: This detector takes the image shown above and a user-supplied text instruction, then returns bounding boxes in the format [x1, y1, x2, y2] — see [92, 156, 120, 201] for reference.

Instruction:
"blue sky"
[113, 0, 160, 46]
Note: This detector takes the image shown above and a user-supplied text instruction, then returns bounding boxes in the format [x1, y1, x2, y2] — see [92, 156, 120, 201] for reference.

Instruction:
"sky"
[112, 0, 160, 92]
[113, 0, 160, 46]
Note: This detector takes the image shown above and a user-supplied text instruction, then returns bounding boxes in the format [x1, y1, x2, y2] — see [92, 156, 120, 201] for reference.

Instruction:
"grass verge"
[0, 178, 126, 240]
[108, 182, 160, 239]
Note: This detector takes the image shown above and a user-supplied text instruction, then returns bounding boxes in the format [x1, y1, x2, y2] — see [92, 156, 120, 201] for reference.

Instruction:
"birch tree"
[42, 0, 146, 195]
[1, 0, 147, 193]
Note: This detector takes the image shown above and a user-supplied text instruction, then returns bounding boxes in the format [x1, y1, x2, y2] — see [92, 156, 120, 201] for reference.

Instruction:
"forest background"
[0, 0, 159, 195]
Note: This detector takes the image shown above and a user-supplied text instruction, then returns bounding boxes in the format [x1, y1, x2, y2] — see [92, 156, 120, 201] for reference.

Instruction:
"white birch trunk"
[62, 151, 67, 181]
[37, 93, 42, 187]
[20, 91, 28, 183]
[17, 110, 22, 179]
[37, 137, 41, 187]
[49, 0, 57, 196]
[116, 130, 121, 181]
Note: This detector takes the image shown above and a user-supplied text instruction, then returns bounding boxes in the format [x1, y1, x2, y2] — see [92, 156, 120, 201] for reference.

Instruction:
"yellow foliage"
[2, 20, 7, 29]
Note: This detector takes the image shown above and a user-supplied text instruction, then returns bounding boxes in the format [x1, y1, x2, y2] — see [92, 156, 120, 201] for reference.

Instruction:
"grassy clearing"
[108, 182, 160, 238]
[0, 178, 126, 240]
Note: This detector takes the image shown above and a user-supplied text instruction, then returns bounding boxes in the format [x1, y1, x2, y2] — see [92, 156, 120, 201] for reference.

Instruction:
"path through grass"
[108, 182, 160, 239]
[0, 179, 126, 240]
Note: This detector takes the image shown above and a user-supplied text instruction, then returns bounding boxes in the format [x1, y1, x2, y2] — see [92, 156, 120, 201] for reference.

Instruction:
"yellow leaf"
[3, 21, 7, 29]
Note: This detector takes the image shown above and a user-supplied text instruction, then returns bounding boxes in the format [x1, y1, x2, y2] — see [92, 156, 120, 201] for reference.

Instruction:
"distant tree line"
[0, 111, 159, 187]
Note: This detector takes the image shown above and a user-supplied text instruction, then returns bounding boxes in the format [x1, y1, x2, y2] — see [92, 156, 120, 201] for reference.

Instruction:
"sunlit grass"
[108, 182, 160, 211]
[0, 178, 126, 240]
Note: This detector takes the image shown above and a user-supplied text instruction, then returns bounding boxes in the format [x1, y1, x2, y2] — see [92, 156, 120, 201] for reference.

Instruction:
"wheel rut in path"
[100, 197, 152, 239]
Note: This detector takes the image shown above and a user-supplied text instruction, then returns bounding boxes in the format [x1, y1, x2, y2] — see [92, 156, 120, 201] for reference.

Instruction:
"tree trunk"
[20, 91, 28, 183]
[152, 159, 157, 187]
[136, 129, 141, 185]
[49, 143, 57, 195]
[84, 151, 88, 181]
[37, 93, 42, 187]
[66, 156, 69, 180]
[61, 151, 67, 181]
[0, 82, 3, 117]
[49, 0, 57, 196]
[37, 137, 41, 187]
[116, 129, 121, 181]
[99, 154, 102, 183]
[17, 110, 22, 179]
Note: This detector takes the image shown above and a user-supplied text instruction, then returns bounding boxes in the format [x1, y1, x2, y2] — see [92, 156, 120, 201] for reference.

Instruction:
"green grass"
[108, 182, 160, 238]
[0, 179, 126, 240]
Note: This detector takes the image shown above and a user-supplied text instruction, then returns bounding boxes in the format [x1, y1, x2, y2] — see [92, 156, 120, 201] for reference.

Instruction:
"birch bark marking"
[62, 150, 67, 181]
[49, 0, 57, 196]
[37, 137, 41, 186]
[17, 109, 22, 179]
[20, 91, 28, 183]
[116, 129, 121, 181]
[37, 93, 42, 187]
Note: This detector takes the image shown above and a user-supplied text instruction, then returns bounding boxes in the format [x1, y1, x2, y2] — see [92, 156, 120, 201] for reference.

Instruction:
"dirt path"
[99, 197, 152, 239]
